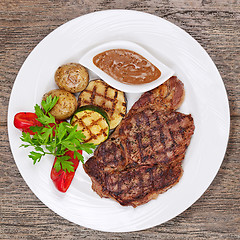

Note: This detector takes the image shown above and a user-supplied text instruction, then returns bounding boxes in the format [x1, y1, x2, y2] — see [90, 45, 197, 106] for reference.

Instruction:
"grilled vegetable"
[14, 112, 42, 135]
[71, 105, 110, 145]
[78, 79, 126, 129]
[51, 150, 82, 193]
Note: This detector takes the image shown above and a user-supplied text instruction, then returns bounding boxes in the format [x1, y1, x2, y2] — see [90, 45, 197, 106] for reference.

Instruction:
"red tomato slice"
[50, 150, 82, 193]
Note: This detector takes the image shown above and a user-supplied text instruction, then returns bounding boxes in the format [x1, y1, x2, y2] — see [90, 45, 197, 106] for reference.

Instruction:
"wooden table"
[1, 1, 239, 239]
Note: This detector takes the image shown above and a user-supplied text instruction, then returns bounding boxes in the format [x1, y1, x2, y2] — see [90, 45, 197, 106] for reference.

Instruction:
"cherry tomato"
[14, 112, 42, 135]
[50, 150, 82, 193]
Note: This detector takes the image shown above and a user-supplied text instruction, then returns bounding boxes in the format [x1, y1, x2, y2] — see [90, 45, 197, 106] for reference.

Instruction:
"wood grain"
[1, 0, 239, 239]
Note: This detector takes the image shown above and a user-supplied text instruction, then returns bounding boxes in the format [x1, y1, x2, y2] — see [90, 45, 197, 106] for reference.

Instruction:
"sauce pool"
[93, 49, 161, 85]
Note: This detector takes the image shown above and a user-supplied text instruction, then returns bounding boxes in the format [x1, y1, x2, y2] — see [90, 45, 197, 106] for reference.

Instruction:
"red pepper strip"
[14, 112, 42, 135]
[14, 112, 64, 135]
[50, 150, 82, 193]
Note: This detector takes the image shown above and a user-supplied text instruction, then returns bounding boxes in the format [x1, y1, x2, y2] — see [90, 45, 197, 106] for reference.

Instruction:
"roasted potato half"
[42, 89, 77, 120]
[55, 63, 89, 93]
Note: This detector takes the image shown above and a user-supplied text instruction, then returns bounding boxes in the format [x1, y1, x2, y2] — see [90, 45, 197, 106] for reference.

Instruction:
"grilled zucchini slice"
[78, 79, 126, 129]
[71, 105, 110, 145]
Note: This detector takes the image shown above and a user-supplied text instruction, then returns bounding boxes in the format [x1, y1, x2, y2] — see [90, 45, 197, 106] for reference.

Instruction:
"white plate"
[79, 40, 175, 93]
[8, 10, 230, 232]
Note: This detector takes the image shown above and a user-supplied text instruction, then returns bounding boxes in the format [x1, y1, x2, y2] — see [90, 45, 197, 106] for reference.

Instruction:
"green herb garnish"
[19, 95, 95, 173]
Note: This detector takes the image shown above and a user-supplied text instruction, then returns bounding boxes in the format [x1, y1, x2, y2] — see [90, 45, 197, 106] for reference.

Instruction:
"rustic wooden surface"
[1, 0, 239, 239]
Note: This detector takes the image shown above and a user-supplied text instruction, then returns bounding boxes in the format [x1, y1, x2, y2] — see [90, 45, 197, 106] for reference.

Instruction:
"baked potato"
[42, 89, 77, 120]
[55, 63, 89, 93]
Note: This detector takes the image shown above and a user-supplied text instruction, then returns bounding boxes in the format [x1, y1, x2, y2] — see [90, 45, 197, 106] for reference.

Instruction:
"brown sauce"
[93, 49, 161, 85]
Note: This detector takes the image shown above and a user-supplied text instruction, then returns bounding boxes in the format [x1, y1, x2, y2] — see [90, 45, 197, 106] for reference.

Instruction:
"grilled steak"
[84, 76, 195, 207]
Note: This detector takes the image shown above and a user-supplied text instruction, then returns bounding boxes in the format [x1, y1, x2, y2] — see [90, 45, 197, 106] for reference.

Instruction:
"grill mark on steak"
[136, 133, 144, 162]
[155, 113, 169, 151]
[84, 76, 195, 207]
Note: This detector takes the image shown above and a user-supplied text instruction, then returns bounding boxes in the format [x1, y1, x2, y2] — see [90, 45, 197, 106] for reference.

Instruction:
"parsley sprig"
[19, 95, 95, 173]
